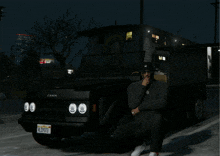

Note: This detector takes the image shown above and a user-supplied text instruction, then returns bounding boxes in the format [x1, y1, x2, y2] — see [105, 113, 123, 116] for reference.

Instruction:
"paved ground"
[0, 84, 218, 155]
[143, 115, 219, 156]
[0, 115, 218, 156]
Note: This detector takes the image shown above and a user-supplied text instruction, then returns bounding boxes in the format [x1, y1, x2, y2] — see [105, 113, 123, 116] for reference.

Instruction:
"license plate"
[37, 124, 51, 134]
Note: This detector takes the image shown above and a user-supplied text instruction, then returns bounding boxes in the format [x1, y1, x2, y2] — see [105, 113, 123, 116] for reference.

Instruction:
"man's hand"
[142, 76, 150, 86]
[131, 107, 140, 116]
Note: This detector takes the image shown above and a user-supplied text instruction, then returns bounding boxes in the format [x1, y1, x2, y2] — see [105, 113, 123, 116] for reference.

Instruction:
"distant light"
[218, 49, 220, 52]
[182, 43, 185, 46]
[159, 56, 166, 61]
[175, 39, 177, 42]
[16, 34, 32, 36]
[126, 31, 132, 40]
[67, 69, 74, 74]
[147, 30, 150, 33]
[163, 57, 166, 61]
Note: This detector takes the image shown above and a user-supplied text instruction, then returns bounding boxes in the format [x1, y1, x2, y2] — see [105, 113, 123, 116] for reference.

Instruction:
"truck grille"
[27, 99, 89, 122]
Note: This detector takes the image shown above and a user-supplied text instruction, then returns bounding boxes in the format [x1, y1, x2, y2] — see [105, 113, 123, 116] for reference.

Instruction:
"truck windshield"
[75, 51, 144, 78]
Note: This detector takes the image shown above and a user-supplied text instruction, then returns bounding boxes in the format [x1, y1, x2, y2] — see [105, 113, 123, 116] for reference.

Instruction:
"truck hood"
[26, 77, 132, 99]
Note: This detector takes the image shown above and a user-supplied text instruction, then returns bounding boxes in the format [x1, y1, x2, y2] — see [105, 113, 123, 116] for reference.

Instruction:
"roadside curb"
[206, 84, 219, 88]
[142, 115, 219, 156]
[0, 114, 21, 124]
[162, 115, 219, 143]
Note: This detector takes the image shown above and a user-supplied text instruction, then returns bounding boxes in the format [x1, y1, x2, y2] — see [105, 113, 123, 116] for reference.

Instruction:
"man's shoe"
[131, 142, 146, 156]
[149, 152, 159, 156]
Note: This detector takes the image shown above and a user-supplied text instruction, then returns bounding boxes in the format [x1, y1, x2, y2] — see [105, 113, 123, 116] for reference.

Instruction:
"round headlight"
[69, 103, 77, 114]
[78, 103, 87, 114]
[30, 102, 36, 112]
[24, 102, 29, 112]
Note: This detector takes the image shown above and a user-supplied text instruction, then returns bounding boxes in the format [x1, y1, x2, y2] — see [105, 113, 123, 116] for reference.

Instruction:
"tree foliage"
[12, 9, 101, 68]
[0, 52, 15, 80]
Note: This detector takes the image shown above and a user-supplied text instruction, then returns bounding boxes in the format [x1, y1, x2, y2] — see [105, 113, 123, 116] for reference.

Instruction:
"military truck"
[18, 24, 208, 146]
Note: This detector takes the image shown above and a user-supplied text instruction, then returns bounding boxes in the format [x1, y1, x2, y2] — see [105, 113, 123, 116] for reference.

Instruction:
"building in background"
[11, 34, 34, 64]
[16, 34, 33, 52]
[78, 24, 197, 77]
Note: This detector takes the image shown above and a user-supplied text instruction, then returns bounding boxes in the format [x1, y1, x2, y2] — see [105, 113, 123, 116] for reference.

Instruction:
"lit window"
[159, 56, 163, 60]
[182, 43, 185, 46]
[126, 31, 132, 40]
[152, 34, 159, 40]
[158, 56, 166, 61]
[164, 41, 167, 45]
[67, 69, 74, 75]
[163, 57, 166, 61]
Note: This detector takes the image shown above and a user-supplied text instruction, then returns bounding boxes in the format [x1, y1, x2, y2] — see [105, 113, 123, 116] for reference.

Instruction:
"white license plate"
[37, 124, 51, 134]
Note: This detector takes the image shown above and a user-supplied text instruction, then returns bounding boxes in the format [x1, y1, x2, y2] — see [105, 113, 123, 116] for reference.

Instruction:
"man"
[111, 62, 168, 156]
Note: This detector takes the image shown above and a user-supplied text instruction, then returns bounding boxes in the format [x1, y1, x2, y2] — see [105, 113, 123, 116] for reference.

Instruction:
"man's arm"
[138, 82, 168, 111]
[127, 81, 147, 109]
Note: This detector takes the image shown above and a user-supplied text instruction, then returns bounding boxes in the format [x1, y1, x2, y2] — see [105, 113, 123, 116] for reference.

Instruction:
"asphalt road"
[0, 115, 218, 156]
[0, 86, 218, 156]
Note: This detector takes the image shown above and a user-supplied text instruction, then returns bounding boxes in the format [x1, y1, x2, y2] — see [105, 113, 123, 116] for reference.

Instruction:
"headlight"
[24, 102, 29, 112]
[69, 103, 77, 114]
[78, 103, 87, 114]
[30, 102, 36, 112]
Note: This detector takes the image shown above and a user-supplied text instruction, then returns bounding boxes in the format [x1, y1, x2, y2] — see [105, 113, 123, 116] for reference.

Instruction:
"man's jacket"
[127, 80, 168, 111]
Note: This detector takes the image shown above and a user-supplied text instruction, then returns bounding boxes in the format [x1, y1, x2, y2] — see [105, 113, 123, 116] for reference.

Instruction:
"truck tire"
[186, 99, 205, 122]
[32, 132, 63, 147]
[194, 99, 205, 120]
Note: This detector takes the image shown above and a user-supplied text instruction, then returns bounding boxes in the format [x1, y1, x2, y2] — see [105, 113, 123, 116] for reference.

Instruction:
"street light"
[210, 0, 219, 43]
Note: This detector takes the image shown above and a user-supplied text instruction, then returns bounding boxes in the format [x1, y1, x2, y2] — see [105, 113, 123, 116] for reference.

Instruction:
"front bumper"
[18, 116, 91, 137]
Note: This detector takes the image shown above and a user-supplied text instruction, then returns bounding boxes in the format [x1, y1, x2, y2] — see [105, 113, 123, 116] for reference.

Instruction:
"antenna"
[140, 0, 144, 25]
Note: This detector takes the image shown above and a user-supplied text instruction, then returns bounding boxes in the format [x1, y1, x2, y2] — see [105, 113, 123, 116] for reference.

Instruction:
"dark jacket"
[112, 80, 168, 141]
[127, 80, 168, 111]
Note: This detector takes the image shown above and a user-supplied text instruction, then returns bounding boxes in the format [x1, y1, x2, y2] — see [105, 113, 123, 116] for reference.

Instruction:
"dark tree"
[0, 52, 15, 81]
[13, 9, 101, 68]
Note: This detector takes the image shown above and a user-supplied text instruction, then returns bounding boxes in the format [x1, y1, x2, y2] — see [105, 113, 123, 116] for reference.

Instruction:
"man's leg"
[149, 113, 165, 153]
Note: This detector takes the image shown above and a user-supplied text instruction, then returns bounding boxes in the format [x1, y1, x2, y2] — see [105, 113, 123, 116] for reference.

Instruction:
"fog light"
[69, 103, 77, 114]
[24, 102, 29, 112]
[30, 102, 36, 112]
[78, 103, 87, 114]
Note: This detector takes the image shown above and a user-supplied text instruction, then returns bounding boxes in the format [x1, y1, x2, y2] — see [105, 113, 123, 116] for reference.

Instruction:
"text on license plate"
[37, 124, 51, 134]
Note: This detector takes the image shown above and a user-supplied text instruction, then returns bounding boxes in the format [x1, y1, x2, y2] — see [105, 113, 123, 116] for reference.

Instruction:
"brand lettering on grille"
[47, 94, 57, 97]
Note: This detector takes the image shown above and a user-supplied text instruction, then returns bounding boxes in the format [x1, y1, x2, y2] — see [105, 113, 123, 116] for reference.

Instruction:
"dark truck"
[18, 45, 207, 147]
[18, 25, 208, 146]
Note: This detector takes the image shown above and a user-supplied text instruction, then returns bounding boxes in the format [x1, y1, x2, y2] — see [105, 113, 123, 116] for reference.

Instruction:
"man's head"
[140, 62, 156, 81]
[141, 70, 153, 79]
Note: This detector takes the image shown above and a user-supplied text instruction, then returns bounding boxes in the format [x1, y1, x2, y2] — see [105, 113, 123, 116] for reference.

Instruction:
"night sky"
[0, 0, 218, 54]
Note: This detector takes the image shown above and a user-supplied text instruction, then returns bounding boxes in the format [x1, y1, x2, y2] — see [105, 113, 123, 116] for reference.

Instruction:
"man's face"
[142, 71, 151, 79]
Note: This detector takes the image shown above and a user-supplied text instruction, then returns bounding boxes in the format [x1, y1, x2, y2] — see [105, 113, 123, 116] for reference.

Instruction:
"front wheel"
[32, 132, 63, 147]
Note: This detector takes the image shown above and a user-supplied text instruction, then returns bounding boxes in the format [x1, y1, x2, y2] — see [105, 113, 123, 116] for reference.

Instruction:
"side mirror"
[130, 71, 142, 81]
